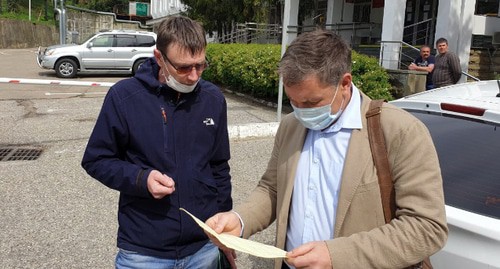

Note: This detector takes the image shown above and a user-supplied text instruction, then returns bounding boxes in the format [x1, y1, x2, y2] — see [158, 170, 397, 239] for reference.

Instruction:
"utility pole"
[54, 0, 67, 44]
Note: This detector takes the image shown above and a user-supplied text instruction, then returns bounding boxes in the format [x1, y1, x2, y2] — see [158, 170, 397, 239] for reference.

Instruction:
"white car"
[37, 30, 156, 78]
[391, 80, 500, 269]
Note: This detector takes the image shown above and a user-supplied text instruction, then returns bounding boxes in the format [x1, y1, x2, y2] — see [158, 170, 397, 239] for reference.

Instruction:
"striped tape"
[0, 77, 115, 87]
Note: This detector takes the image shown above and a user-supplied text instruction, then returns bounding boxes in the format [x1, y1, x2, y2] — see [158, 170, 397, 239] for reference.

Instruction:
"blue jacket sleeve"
[210, 97, 232, 211]
[81, 87, 152, 198]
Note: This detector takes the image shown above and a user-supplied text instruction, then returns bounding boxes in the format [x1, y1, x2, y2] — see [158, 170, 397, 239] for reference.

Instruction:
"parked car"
[36, 30, 156, 78]
[390, 80, 500, 269]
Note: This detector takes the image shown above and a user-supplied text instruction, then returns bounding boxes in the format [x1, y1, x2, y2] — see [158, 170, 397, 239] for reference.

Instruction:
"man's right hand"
[206, 212, 242, 269]
[206, 211, 242, 237]
[147, 170, 175, 199]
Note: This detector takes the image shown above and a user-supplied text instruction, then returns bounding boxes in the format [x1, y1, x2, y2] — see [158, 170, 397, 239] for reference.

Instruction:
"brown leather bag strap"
[367, 100, 431, 269]
[366, 99, 396, 224]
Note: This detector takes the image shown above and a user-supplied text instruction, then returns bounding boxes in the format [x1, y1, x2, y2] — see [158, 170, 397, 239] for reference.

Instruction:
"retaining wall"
[0, 19, 58, 48]
[0, 7, 150, 49]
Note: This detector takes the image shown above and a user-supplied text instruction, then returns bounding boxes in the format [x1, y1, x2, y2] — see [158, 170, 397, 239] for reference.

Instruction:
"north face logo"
[203, 118, 215, 126]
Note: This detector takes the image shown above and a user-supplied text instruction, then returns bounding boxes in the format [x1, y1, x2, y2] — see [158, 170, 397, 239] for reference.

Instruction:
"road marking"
[45, 92, 106, 96]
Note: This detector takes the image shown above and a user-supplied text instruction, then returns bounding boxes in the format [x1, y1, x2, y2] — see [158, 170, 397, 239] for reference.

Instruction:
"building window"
[475, 0, 499, 16]
[353, 1, 371, 23]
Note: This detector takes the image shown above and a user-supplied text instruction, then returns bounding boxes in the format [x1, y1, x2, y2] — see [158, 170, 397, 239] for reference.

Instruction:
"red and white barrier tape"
[0, 77, 115, 87]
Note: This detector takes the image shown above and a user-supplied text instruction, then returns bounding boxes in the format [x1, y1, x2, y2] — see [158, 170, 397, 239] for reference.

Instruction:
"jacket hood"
[134, 57, 164, 93]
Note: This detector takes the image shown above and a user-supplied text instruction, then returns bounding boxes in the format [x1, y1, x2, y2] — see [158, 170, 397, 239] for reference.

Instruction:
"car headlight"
[45, 49, 57, 56]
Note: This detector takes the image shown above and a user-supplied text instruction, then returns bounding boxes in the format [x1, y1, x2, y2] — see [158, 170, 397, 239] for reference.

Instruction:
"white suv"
[37, 30, 156, 78]
[391, 80, 500, 269]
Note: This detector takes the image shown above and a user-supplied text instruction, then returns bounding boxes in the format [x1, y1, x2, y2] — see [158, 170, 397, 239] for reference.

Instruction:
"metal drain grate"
[0, 147, 43, 161]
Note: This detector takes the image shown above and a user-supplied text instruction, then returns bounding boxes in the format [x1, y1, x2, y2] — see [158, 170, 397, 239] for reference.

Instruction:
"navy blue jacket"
[81, 57, 232, 259]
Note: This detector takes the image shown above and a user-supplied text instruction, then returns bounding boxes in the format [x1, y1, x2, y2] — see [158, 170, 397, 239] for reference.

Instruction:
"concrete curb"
[228, 122, 280, 139]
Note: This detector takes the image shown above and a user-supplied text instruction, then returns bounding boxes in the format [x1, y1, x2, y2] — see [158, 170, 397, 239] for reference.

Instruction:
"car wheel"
[55, 58, 78, 78]
[132, 59, 146, 75]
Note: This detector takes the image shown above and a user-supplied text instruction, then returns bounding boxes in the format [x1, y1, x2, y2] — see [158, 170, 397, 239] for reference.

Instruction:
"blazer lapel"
[276, 118, 308, 250]
[334, 93, 373, 236]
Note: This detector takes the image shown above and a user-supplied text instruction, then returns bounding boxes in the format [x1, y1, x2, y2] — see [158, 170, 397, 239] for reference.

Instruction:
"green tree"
[181, 0, 282, 37]
[180, 0, 327, 40]
[78, 0, 129, 13]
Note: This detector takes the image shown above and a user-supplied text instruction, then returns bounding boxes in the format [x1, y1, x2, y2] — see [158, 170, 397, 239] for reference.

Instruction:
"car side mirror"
[87, 42, 93, 48]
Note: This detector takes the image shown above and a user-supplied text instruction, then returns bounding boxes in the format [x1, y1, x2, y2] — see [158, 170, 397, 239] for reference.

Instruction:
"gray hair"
[279, 29, 351, 87]
[156, 15, 206, 56]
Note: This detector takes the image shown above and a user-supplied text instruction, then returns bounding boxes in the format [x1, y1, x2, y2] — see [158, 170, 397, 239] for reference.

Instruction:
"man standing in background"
[409, 45, 435, 90]
[432, 37, 462, 88]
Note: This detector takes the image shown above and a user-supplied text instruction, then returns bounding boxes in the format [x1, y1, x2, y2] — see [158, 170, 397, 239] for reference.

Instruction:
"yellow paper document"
[180, 208, 287, 259]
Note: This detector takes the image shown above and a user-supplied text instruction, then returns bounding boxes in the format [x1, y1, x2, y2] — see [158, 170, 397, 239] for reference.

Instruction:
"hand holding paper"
[180, 208, 287, 259]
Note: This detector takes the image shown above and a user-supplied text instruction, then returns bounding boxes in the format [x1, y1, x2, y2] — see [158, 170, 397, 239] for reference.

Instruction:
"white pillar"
[277, 0, 299, 121]
[434, 0, 460, 52]
[281, 0, 299, 49]
[458, 0, 475, 82]
[326, 0, 334, 26]
[380, 0, 407, 69]
[326, 0, 344, 25]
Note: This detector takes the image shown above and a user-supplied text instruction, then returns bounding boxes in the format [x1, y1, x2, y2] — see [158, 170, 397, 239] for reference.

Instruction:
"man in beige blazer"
[207, 30, 447, 269]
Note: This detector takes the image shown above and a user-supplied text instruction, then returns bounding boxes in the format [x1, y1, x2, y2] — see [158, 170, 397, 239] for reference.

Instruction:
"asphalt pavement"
[0, 48, 289, 269]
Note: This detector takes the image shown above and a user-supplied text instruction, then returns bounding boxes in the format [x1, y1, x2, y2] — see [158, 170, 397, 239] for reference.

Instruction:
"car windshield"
[408, 110, 500, 220]
[80, 33, 100, 45]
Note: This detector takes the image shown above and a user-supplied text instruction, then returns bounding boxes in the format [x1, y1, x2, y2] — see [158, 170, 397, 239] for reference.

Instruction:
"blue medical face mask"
[291, 86, 345, 131]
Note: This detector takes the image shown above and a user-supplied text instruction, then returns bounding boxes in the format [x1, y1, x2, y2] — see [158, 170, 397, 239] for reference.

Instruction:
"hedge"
[203, 43, 393, 102]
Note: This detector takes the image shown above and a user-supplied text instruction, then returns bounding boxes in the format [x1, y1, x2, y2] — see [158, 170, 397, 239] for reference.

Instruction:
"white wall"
[380, 0, 407, 69]
[472, 15, 500, 36]
[150, 0, 185, 19]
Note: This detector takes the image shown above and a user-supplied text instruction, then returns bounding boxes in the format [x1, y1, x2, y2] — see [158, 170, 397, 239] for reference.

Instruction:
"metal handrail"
[403, 18, 433, 30]
[462, 72, 480, 81]
[403, 19, 434, 47]
[217, 22, 282, 44]
[287, 22, 381, 45]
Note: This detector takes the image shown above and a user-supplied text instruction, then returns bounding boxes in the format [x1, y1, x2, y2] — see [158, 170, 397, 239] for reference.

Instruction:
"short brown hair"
[279, 29, 351, 87]
[156, 15, 206, 56]
[435, 37, 448, 46]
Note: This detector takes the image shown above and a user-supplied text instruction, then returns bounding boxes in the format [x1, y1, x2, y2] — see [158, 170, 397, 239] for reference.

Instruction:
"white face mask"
[291, 86, 344, 130]
[160, 57, 199, 93]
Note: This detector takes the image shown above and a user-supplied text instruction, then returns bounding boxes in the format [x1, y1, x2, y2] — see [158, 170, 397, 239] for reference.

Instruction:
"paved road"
[0, 48, 287, 268]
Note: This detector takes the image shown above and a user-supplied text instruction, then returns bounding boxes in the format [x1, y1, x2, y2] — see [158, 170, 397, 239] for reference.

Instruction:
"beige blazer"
[235, 92, 448, 269]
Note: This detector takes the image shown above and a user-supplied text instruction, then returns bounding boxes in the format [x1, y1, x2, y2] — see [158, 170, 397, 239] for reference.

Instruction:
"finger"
[205, 215, 218, 229]
[288, 243, 314, 258]
[220, 248, 237, 269]
[161, 174, 175, 188]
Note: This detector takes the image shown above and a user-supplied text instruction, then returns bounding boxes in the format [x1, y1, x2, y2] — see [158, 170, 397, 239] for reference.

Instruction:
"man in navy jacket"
[82, 16, 232, 268]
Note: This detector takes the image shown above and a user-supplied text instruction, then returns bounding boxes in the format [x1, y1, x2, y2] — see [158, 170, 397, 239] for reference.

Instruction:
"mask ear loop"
[158, 54, 171, 83]
[329, 84, 346, 115]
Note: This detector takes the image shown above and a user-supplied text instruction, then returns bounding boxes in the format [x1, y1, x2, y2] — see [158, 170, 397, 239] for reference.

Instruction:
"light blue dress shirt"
[286, 85, 363, 252]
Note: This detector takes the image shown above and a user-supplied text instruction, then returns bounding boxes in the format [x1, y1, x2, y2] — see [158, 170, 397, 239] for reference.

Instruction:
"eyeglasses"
[162, 53, 209, 75]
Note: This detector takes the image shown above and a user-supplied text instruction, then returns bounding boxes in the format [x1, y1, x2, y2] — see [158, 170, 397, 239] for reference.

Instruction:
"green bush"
[352, 51, 393, 100]
[204, 44, 281, 99]
[204, 43, 393, 101]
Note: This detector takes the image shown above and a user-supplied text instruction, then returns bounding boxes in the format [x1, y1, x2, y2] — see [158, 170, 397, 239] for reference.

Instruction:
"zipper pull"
[161, 107, 167, 124]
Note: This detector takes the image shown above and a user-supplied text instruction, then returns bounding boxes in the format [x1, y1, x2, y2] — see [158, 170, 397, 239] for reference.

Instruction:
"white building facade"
[281, 0, 500, 82]
[147, 0, 186, 25]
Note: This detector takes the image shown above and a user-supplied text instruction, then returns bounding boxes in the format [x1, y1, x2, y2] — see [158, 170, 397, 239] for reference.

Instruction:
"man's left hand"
[286, 241, 332, 269]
